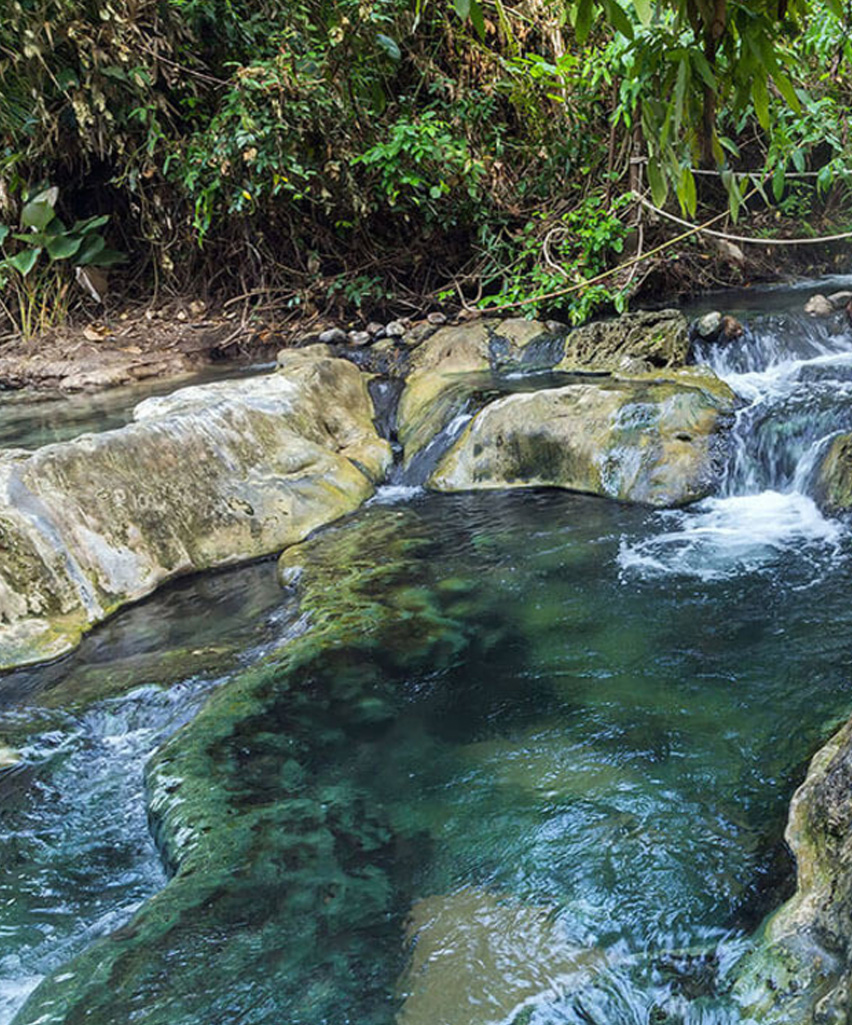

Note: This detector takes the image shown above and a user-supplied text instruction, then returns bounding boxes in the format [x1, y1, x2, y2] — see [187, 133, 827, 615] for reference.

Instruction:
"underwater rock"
[397, 887, 607, 1025]
[0, 355, 391, 671]
[734, 717, 852, 1023]
[10, 511, 479, 1025]
[429, 368, 736, 508]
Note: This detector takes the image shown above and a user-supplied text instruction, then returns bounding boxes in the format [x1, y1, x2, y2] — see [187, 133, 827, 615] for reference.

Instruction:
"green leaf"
[647, 158, 668, 208]
[602, 0, 633, 40]
[469, 0, 485, 39]
[752, 74, 770, 130]
[71, 214, 110, 234]
[772, 162, 786, 201]
[773, 70, 800, 112]
[75, 234, 107, 266]
[88, 248, 127, 268]
[0, 225, 8, 246]
[633, 0, 651, 25]
[46, 234, 83, 261]
[678, 166, 697, 218]
[817, 164, 834, 195]
[376, 33, 401, 60]
[574, 0, 594, 43]
[8, 248, 41, 276]
[453, 0, 470, 20]
[21, 199, 56, 231]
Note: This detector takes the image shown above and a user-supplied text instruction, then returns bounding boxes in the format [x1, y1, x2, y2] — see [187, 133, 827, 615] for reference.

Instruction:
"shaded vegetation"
[1, 0, 852, 331]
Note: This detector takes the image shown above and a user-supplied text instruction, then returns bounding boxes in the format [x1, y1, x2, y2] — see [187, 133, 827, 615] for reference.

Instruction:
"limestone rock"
[397, 322, 493, 465]
[695, 311, 722, 339]
[318, 327, 348, 344]
[814, 433, 852, 513]
[556, 309, 690, 372]
[429, 368, 736, 507]
[734, 718, 852, 1022]
[0, 356, 391, 670]
[804, 294, 834, 317]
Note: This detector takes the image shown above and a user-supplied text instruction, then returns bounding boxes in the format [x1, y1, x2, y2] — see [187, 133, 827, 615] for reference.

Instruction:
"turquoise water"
[4, 299, 852, 1022]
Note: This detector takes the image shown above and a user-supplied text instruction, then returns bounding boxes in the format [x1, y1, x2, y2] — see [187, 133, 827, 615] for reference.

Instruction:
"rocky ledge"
[1, 309, 736, 671]
[0, 350, 390, 669]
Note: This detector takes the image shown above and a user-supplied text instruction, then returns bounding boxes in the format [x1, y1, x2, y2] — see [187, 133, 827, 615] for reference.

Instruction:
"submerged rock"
[429, 368, 737, 507]
[0, 354, 391, 670]
[398, 887, 607, 1025]
[10, 511, 482, 1025]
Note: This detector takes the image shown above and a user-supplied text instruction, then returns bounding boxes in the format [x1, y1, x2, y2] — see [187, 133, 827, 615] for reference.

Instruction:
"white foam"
[618, 491, 843, 582]
[367, 485, 424, 505]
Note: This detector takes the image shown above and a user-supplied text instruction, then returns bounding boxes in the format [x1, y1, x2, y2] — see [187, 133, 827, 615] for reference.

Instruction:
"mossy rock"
[815, 433, 852, 513]
[429, 368, 736, 508]
[12, 511, 478, 1025]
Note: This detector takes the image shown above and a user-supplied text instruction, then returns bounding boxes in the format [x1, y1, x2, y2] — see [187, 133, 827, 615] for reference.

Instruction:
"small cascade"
[620, 310, 852, 580]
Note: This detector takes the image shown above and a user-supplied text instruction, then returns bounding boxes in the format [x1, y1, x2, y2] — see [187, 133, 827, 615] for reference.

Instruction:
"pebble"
[385, 320, 406, 337]
[427, 312, 447, 325]
[366, 322, 384, 336]
[695, 311, 722, 339]
[319, 327, 348, 344]
[804, 294, 833, 317]
[348, 331, 372, 347]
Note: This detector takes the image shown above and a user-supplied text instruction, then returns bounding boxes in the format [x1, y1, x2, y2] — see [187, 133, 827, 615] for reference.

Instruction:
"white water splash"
[618, 492, 842, 582]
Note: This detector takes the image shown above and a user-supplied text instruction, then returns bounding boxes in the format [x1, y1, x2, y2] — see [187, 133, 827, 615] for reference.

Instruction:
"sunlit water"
[3, 298, 852, 1023]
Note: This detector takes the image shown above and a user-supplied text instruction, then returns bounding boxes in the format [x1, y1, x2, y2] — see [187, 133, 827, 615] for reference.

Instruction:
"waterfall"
[619, 311, 852, 581]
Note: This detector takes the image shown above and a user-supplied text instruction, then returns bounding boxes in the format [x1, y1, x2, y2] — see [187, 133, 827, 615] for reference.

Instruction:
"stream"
[2, 290, 852, 1023]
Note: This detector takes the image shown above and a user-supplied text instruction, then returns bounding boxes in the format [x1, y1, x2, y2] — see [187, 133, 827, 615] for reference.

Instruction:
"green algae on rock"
[815, 432, 852, 513]
[734, 717, 852, 1024]
[429, 368, 737, 507]
[0, 355, 391, 671]
[555, 309, 690, 373]
[10, 510, 478, 1025]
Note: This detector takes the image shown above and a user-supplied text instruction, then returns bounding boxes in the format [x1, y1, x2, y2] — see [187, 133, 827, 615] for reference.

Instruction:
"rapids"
[3, 289, 852, 1024]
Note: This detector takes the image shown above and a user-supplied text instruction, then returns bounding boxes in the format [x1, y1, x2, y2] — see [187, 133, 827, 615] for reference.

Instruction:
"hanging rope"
[632, 192, 852, 246]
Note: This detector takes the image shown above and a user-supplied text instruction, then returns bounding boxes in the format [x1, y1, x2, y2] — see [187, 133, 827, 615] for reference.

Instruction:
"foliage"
[1, 0, 852, 330]
[0, 185, 123, 339]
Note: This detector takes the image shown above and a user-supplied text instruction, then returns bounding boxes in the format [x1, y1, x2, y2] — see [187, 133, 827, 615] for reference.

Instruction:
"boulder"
[804, 294, 834, 318]
[814, 433, 852, 513]
[555, 309, 690, 372]
[429, 368, 736, 507]
[397, 322, 493, 465]
[0, 355, 391, 670]
[734, 718, 852, 1023]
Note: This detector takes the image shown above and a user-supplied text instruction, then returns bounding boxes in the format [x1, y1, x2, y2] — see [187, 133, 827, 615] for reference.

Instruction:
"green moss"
[12, 510, 481, 1025]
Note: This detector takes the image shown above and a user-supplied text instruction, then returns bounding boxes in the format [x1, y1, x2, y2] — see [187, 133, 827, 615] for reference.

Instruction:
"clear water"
[3, 297, 852, 1023]
[0, 362, 275, 452]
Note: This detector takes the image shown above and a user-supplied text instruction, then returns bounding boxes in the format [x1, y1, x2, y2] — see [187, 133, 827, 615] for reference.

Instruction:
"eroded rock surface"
[0, 354, 390, 669]
[735, 718, 852, 1023]
[430, 368, 736, 507]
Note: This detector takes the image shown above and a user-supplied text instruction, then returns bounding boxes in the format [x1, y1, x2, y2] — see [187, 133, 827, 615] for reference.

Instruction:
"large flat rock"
[429, 369, 736, 507]
[0, 354, 391, 670]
